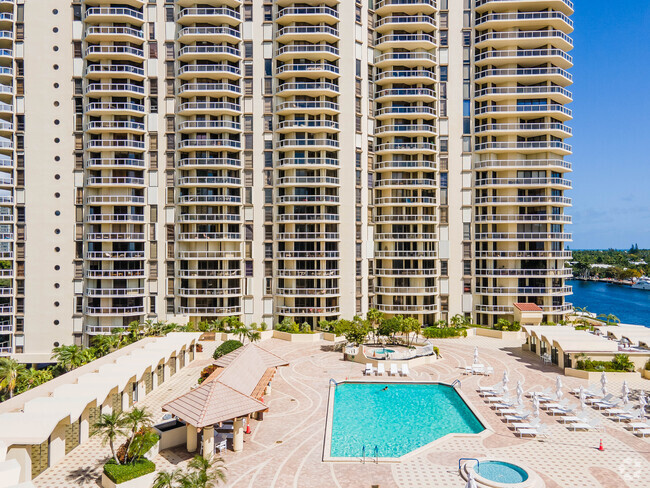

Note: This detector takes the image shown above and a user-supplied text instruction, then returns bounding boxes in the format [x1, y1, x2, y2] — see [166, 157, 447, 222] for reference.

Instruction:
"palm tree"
[0, 358, 25, 398]
[122, 407, 153, 460]
[16, 367, 53, 394]
[449, 314, 464, 328]
[366, 308, 384, 343]
[153, 469, 183, 488]
[93, 334, 121, 356]
[402, 316, 420, 346]
[182, 455, 226, 488]
[597, 313, 620, 326]
[51, 344, 85, 372]
[92, 411, 127, 465]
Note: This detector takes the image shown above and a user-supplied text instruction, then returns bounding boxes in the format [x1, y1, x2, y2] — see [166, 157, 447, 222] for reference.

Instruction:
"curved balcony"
[473, 160, 570, 173]
[178, 194, 242, 205]
[276, 232, 339, 241]
[374, 52, 436, 68]
[85, 26, 144, 43]
[475, 85, 572, 104]
[375, 213, 436, 223]
[474, 232, 571, 241]
[375, 0, 437, 16]
[475, 67, 572, 86]
[177, 232, 241, 241]
[85, 45, 144, 62]
[85, 288, 145, 297]
[276, 138, 339, 150]
[84, 7, 144, 24]
[177, 45, 240, 62]
[474, 104, 572, 120]
[177, 101, 240, 116]
[177, 306, 242, 316]
[177, 63, 241, 80]
[85, 64, 145, 80]
[177, 120, 241, 133]
[177, 138, 242, 151]
[474, 49, 572, 69]
[276, 81, 339, 97]
[86, 176, 146, 187]
[85, 269, 145, 279]
[276, 25, 338, 43]
[275, 251, 339, 259]
[376, 124, 437, 137]
[475, 250, 572, 260]
[375, 105, 435, 120]
[177, 26, 240, 43]
[475, 10, 573, 31]
[474, 195, 571, 206]
[177, 7, 240, 25]
[474, 141, 572, 155]
[276, 306, 340, 315]
[276, 288, 339, 297]
[85, 213, 145, 223]
[86, 157, 145, 169]
[276, 63, 339, 79]
[177, 176, 242, 187]
[475, 122, 572, 138]
[475, 286, 572, 296]
[375, 232, 435, 241]
[277, 269, 340, 278]
[375, 196, 436, 206]
[276, 157, 338, 168]
[374, 160, 437, 171]
[85, 102, 145, 116]
[375, 33, 436, 50]
[475, 268, 572, 278]
[275, 100, 339, 115]
[376, 69, 436, 85]
[375, 303, 438, 313]
[374, 268, 437, 277]
[177, 157, 241, 169]
[177, 213, 241, 223]
[475, 30, 573, 51]
[86, 251, 145, 260]
[86, 83, 145, 97]
[176, 250, 242, 260]
[86, 139, 146, 151]
[375, 142, 436, 155]
[375, 178, 436, 188]
[276, 213, 339, 223]
[375, 286, 437, 295]
[474, 214, 571, 224]
[86, 196, 145, 207]
[276, 119, 339, 133]
[86, 232, 146, 241]
[375, 87, 436, 102]
[276, 6, 338, 24]
[177, 288, 242, 297]
[276, 176, 339, 187]
[177, 269, 242, 278]
[275, 44, 339, 62]
[178, 82, 241, 97]
[85, 306, 145, 318]
[375, 14, 436, 33]
[474, 0, 573, 16]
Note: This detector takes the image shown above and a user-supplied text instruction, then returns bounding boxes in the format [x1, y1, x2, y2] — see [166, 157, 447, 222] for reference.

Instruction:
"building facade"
[3, 0, 572, 359]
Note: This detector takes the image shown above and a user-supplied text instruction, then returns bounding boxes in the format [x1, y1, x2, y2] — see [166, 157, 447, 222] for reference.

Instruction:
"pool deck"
[33, 335, 650, 488]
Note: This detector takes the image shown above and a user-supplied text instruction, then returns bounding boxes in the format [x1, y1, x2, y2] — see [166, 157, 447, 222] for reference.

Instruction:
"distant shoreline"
[569, 277, 633, 286]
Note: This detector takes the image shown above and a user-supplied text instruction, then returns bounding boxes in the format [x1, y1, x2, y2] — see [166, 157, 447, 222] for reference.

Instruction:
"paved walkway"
[34, 336, 650, 488]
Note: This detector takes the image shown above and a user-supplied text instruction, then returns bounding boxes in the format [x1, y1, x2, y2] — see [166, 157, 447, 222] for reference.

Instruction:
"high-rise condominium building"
[2, 0, 572, 360]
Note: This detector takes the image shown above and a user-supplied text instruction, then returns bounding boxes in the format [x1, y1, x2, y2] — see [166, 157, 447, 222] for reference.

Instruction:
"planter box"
[322, 332, 346, 342]
[642, 369, 650, 380]
[564, 368, 642, 381]
[102, 472, 155, 488]
[272, 330, 323, 342]
[153, 420, 186, 450]
[258, 330, 274, 341]
[474, 328, 523, 340]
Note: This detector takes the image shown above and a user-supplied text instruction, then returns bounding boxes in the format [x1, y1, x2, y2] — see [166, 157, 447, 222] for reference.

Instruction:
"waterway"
[568, 280, 650, 327]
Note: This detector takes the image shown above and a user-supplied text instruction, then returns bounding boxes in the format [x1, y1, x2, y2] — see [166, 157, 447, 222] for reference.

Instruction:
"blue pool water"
[475, 461, 529, 483]
[373, 348, 395, 355]
[330, 383, 484, 458]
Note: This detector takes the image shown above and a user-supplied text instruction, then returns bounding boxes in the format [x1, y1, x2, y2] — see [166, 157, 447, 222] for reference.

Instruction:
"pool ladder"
[458, 457, 479, 470]
[329, 378, 338, 387]
[451, 379, 461, 389]
[361, 445, 379, 464]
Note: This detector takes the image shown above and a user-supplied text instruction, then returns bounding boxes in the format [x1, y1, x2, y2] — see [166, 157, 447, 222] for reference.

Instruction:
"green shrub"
[260, 322, 267, 331]
[198, 364, 217, 384]
[212, 340, 243, 360]
[103, 459, 155, 484]
[433, 346, 440, 358]
[576, 354, 636, 372]
[645, 359, 650, 371]
[422, 327, 467, 339]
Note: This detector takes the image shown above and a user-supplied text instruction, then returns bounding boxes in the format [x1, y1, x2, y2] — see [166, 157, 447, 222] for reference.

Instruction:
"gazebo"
[162, 344, 288, 455]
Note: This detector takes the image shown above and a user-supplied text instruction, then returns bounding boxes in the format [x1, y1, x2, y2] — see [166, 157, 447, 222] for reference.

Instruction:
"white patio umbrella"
[473, 346, 479, 364]
[640, 391, 647, 417]
[555, 376, 563, 400]
[533, 394, 540, 418]
[502, 371, 509, 394]
[621, 380, 629, 397]
[516, 381, 523, 407]
[579, 385, 587, 411]
[465, 471, 478, 488]
[600, 371, 607, 396]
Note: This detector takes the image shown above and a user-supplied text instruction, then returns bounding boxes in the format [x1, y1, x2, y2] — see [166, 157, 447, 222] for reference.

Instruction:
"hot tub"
[461, 459, 543, 488]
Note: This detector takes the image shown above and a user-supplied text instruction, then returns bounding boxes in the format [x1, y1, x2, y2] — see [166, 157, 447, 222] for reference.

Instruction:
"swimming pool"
[475, 461, 528, 483]
[329, 382, 484, 458]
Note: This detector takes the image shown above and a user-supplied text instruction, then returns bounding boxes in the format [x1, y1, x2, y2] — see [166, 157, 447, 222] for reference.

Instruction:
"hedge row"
[104, 459, 155, 484]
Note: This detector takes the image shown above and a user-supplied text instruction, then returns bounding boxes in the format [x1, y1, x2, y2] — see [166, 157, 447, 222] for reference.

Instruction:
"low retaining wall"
[564, 368, 642, 381]
[473, 328, 524, 340]
[102, 472, 155, 488]
[643, 369, 650, 380]
[153, 421, 186, 450]
[272, 330, 323, 342]
[322, 332, 346, 342]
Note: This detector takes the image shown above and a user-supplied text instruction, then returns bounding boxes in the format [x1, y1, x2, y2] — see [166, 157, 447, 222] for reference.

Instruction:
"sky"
[568, 1, 650, 249]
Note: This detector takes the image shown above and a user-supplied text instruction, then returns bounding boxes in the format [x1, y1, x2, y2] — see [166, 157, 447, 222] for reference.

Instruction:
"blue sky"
[566, 1, 650, 249]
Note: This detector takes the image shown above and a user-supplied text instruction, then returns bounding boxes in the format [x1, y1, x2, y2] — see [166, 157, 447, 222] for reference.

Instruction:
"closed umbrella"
[533, 394, 540, 418]
[621, 381, 630, 405]
[516, 381, 523, 407]
[502, 371, 509, 394]
[640, 391, 647, 417]
[465, 471, 478, 488]
[579, 385, 587, 411]
[473, 346, 479, 364]
[600, 371, 607, 396]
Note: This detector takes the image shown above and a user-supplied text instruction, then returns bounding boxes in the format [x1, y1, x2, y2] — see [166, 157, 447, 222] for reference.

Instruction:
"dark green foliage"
[103, 459, 155, 484]
[212, 340, 243, 360]
[422, 327, 467, 339]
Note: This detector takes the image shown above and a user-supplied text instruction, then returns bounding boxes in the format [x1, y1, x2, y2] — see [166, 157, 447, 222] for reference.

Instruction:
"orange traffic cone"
[598, 439, 604, 451]
[245, 424, 251, 434]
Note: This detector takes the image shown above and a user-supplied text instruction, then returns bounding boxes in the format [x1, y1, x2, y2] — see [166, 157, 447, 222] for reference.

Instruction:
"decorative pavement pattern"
[33, 336, 650, 488]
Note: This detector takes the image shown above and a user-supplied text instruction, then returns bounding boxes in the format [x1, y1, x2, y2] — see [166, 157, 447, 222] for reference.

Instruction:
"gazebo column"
[186, 424, 198, 453]
[232, 418, 244, 452]
[202, 425, 214, 456]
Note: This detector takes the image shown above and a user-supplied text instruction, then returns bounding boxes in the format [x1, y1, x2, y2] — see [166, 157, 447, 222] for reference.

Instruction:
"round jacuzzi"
[461, 459, 542, 488]
[374, 348, 395, 355]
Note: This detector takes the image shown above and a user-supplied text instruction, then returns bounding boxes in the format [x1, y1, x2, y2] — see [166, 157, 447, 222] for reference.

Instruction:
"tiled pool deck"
[34, 336, 650, 488]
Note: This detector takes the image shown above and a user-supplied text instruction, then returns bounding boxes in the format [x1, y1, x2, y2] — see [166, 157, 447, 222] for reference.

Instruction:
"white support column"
[232, 418, 244, 452]
[48, 422, 67, 466]
[80, 407, 90, 443]
[186, 425, 197, 453]
[201, 426, 214, 456]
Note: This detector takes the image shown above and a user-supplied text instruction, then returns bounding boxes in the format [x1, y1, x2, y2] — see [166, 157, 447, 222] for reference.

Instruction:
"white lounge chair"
[401, 364, 410, 377]
[512, 418, 541, 431]
[504, 411, 531, 424]
[390, 363, 398, 376]
[587, 393, 614, 405]
[377, 363, 385, 376]
[634, 429, 650, 437]
[484, 366, 494, 376]
[567, 418, 601, 431]
[364, 363, 373, 376]
[549, 404, 577, 416]
[604, 404, 633, 417]
[628, 421, 650, 431]
[517, 424, 549, 438]
[542, 398, 569, 410]
[527, 387, 551, 398]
